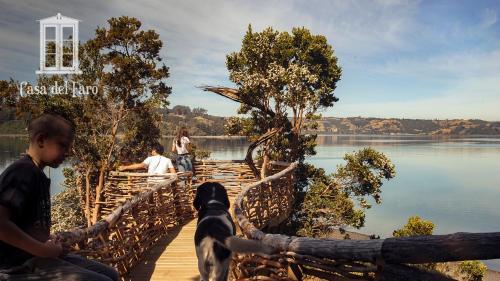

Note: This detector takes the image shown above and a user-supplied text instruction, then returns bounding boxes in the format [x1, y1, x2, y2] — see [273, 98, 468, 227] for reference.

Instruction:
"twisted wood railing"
[53, 160, 258, 278]
[233, 162, 500, 281]
[53, 160, 500, 280]
[56, 171, 195, 276]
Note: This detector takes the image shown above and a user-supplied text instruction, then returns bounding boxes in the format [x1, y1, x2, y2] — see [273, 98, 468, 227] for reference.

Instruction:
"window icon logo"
[36, 13, 82, 75]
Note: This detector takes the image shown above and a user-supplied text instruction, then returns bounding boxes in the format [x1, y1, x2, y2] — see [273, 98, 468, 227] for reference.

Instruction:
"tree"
[393, 216, 435, 237]
[457, 261, 487, 281]
[171, 105, 191, 116]
[392, 217, 487, 279]
[223, 25, 341, 177]
[17, 16, 171, 225]
[298, 148, 395, 236]
[78, 16, 170, 224]
[0, 79, 18, 112]
[51, 168, 86, 232]
[205, 25, 394, 238]
[393, 216, 438, 271]
[192, 107, 207, 116]
[335, 148, 396, 207]
[0, 79, 24, 134]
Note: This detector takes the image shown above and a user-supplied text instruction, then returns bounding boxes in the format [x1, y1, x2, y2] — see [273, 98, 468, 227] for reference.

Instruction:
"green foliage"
[0, 120, 24, 134]
[226, 25, 341, 162]
[393, 216, 437, 271]
[170, 105, 192, 116]
[224, 25, 397, 239]
[14, 16, 171, 224]
[297, 167, 364, 236]
[192, 107, 207, 116]
[0, 79, 18, 112]
[161, 106, 226, 136]
[120, 109, 162, 165]
[334, 147, 396, 206]
[227, 25, 341, 114]
[393, 216, 435, 237]
[191, 145, 211, 161]
[457, 261, 487, 281]
[392, 217, 487, 279]
[51, 168, 86, 232]
[297, 148, 395, 236]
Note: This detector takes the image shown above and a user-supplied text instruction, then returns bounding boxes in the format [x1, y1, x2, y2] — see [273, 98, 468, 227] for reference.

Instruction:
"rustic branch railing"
[53, 160, 500, 281]
[55, 171, 194, 276]
[194, 159, 258, 198]
[233, 162, 500, 281]
[53, 160, 257, 278]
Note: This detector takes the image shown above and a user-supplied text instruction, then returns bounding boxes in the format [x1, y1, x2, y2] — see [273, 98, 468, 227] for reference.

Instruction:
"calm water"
[1, 135, 499, 269]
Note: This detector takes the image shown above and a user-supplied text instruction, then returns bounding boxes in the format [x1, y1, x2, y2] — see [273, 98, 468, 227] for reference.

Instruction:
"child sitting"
[0, 114, 118, 281]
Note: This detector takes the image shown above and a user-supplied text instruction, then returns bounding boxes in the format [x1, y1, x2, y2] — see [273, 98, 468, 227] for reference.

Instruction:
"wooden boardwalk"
[128, 219, 200, 281]
[129, 188, 241, 281]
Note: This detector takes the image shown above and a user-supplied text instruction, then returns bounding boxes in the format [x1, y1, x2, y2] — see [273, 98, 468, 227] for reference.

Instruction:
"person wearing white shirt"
[171, 127, 193, 172]
[118, 144, 175, 174]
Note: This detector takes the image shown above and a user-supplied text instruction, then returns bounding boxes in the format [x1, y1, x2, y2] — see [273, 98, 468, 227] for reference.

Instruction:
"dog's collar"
[201, 200, 227, 211]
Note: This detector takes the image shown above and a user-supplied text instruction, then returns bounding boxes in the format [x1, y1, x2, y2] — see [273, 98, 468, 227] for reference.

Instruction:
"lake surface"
[1, 135, 499, 269]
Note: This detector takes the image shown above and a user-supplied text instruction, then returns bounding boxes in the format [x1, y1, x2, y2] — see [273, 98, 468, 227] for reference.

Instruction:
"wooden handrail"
[233, 161, 500, 280]
[55, 177, 178, 246]
[109, 171, 192, 177]
[54, 172, 195, 275]
[52, 160, 500, 280]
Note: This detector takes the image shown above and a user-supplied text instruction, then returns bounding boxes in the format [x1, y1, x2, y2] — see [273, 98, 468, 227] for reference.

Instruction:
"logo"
[36, 13, 82, 75]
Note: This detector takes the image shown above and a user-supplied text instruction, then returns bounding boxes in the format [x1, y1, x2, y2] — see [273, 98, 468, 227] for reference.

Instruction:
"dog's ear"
[214, 182, 230, 209]
[222, 190, 230, 209]
[193, 183, 205, 210]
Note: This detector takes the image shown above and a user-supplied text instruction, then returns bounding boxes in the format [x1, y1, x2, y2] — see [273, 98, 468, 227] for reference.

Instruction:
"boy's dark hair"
[28, 114, 75, 142]
[152, 144, 164, 155]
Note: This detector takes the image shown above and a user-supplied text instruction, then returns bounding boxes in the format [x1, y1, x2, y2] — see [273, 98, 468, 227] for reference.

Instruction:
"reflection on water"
[1, 135, 499, 269]
[311, 135, 500, 271]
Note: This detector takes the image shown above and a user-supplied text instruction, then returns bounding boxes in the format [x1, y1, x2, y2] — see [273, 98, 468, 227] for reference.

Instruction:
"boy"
[0, 114, 118, 281]
[118, 144, 176, 174]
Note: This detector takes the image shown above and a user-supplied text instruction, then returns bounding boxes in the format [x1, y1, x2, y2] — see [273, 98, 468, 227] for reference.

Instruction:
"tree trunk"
[260, 142, 270, 179]
[91, 165, 107, 224]
[85, 168, 92, 227]
[245, 128, 281, 180]
[91, 104, 124, 224]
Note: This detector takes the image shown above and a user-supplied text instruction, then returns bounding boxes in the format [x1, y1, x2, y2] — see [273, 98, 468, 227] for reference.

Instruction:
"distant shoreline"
[2, 134, 500, 138]
[314, 133, 500, 137]
[0, 134, 27, 137]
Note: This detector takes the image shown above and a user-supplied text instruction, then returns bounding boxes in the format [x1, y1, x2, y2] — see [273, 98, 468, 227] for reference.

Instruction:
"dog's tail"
[224, 236, 275, 255]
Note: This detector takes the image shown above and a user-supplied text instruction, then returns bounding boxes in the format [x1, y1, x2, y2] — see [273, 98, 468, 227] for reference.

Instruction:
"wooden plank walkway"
[129, 188, 241, 281]
[128, 219, 200, 281]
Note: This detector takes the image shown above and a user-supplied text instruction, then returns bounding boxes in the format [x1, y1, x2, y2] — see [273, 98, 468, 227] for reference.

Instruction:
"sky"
[0, 0, 499, 120]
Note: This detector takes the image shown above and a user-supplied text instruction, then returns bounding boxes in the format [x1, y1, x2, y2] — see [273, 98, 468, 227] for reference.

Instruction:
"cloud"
[480, 8, 497, 29]
[329, 74, 500, 121]
[0, 0, 422, 76]
[373, 48, 500, 81]
[0, 0, 498, 119]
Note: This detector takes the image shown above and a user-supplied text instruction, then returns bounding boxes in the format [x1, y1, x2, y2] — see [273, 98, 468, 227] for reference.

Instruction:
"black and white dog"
[194, 182, 275, 281]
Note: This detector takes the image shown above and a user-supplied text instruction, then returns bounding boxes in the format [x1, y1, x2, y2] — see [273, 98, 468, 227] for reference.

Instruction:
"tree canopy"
[225, 25, 342, 169]
[204, 25, 395, 237]
[12, 16, 171, 226]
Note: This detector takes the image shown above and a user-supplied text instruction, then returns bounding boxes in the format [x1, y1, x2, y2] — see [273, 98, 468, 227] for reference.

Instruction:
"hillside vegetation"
[1, 106, 499, 136]
[313, 117, 500, 135]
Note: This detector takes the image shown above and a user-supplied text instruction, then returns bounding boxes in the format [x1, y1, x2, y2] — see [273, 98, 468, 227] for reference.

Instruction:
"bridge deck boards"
[128, 191, 239, 281]
[128, 219, 200, 281]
